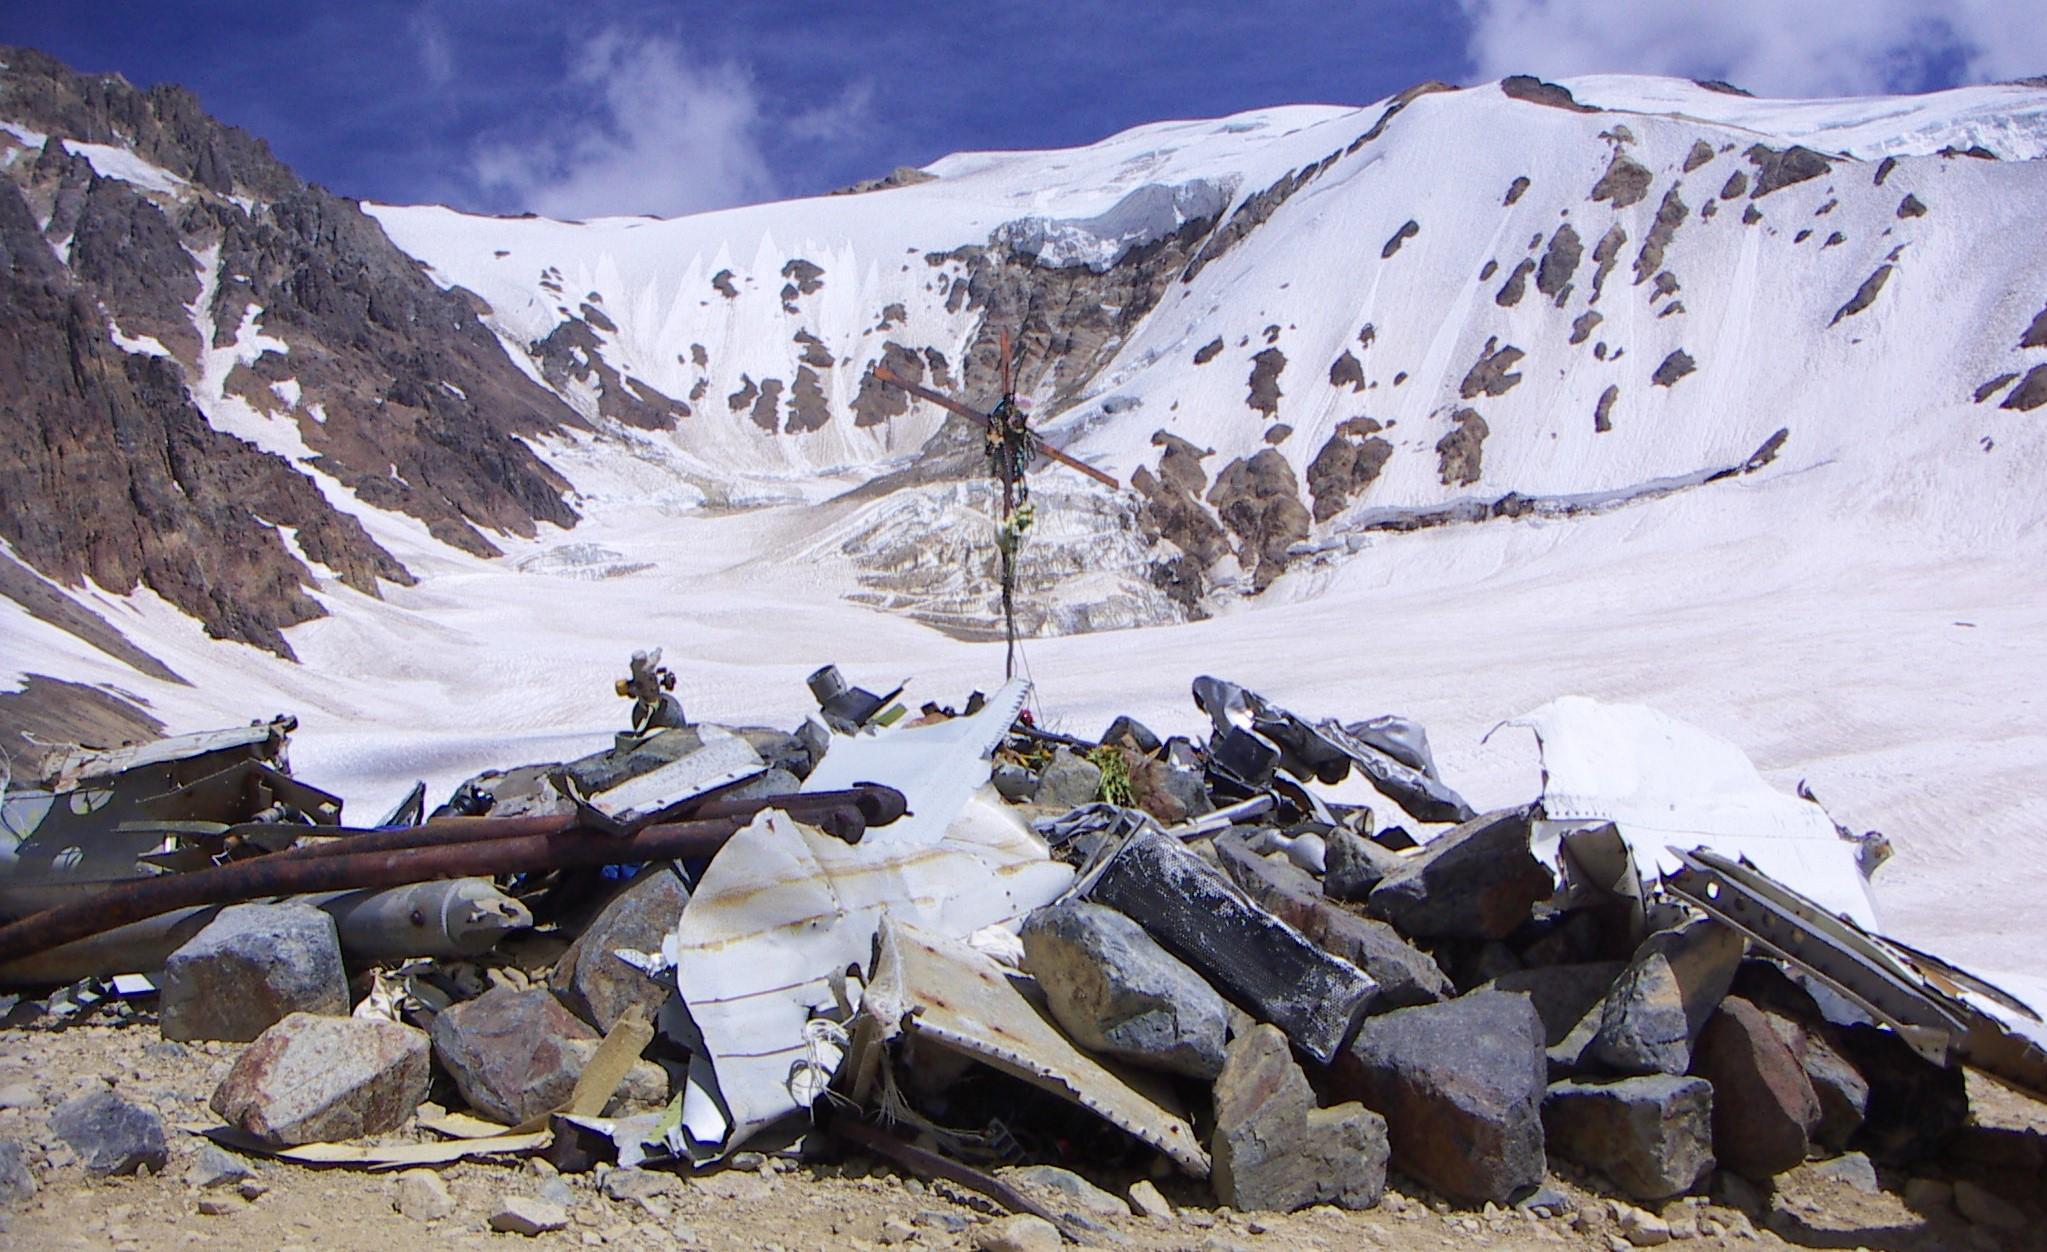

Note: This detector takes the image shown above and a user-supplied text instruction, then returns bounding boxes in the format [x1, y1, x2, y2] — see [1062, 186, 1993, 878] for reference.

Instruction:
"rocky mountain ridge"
[4, 48, 2047, 756]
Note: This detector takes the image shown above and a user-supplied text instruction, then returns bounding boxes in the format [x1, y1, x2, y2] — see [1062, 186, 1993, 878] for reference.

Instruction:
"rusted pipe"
[269, 785, 904, 860]
[0, 808, 812, 966]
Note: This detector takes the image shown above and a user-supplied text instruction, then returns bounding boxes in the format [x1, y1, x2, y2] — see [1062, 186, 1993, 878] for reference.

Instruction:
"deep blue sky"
[2, 2, 2025, 218]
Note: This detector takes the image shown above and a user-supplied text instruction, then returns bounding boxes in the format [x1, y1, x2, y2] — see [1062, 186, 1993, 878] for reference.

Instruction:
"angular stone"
[1033, 748, 1102, 809]
[1215, 831, 1447, 1008]
[211, 1012, 430, 1147]
[490, 1195, 569, 1235]
[999, 1165, 1128, 1218]
[1335, 990, 1547, 1205]
[1311, 911, 1454, 1009]
[1542, 1075, 1714, 1201]
[1085, 829, 1376, 1065]
[49, 1090, 169, 1176]
[1128, 1178, 1174, 1222]
[1324, 827, 1407, 901]
[1690, 998, 1819, 1178]
[188, 1143, 253, 1188]
[395, 1168, 456, 1221]
[975, 1214, 1062, 1252]
[159, 903, 348, 1042]
[1590, 917, 1744, 1076]
[552, 865, 690, 1031]
[1212, 1024, 1388, 1212]
[1760, 1010, 1868, 1151]
[1020, 900, 1229, 1079]
[0, 1139, 36, 1205]
[431, 985, 598, 1126]
[1366, 807, 1552, 940]
[1810, 1151, 1878, 1194]
[1481, 962, 1623, 1047]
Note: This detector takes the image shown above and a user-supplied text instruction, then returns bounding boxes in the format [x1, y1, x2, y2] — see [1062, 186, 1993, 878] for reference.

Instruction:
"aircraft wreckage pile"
[0, 653, 2042, 1244]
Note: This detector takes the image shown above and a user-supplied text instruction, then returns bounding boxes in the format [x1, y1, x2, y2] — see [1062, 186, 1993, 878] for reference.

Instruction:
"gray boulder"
[49, 1090, 169, 1176]
[1365, 807, 1552, 940]
[552, 864, 690, 1031]
[0, 1139, 37, 1203]
[1324, 827, 1407, 901]
[1336, 990, 1548, 1205]
[1212, 1024, 1388, 1212]
[1481, 962, 1624, 1046]
[211, 1012, 430, 1147]
[1543, 1075, 1715, 1200]
[1033, 748, 1103, 809]
[431, 986, 598, 1126]
[1020, 900, 1228, 1079]
[1590, 916, 1744, 1075]
[1691, 997, 1819, 1178]
[160, 902, 348, 1042]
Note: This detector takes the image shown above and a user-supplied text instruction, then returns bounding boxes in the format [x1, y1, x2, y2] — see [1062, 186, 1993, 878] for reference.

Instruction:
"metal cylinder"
[806, 665, 849, 706]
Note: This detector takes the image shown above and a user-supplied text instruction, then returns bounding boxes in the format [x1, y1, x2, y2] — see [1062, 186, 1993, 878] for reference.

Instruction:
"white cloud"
[1458, 0, 2047, 98]
[471, 30, 776, 220]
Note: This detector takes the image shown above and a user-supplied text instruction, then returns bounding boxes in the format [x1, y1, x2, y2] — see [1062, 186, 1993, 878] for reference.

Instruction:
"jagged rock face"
[0, 47, 587, 657]
[1208, 448, 1311, 590]
[0, 177, 400, 658]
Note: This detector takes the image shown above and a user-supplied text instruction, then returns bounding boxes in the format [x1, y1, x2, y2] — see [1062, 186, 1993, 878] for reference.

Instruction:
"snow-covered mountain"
[3, 52, 2046, 985]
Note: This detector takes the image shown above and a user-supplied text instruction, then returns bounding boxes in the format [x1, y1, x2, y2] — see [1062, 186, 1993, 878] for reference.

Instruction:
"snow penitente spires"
[876, 330, 1120, 679]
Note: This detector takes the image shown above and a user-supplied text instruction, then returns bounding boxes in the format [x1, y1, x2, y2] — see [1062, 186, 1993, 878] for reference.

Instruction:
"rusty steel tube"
[0, 812, 775, 965]
[262, 785, 905, 861]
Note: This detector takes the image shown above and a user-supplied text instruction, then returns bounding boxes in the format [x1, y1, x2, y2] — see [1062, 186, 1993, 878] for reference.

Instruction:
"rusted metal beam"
[0, 789, 902, 965]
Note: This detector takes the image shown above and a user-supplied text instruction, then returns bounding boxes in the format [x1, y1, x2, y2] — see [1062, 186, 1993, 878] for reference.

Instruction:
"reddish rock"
[1690, 998, 1819, 1178]
[211, 1013, 429, 1146]
[431, 986, 597, 1126]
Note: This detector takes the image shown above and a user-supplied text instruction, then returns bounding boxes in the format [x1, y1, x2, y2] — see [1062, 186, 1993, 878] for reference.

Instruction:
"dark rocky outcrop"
[787, 367, 830, 433]
[1632, 186, 1690, 286]
[851, 341, 927, 427]
[1495, 258, 1535, 307]
[1133, 431, 1229, 592]
[1572, 311, 1603, 345]
[1328, 349, 1365, 392]
[1829, 265, 1893, 326]
[1975, 372, 2020, 403]
[1207, 448, 1309, 589]
[1435, 408, 1489, 487]
[1652, 350, 1697, 387]
[533, 315, 683, 429]
[1683, 140, 1715, 172]
[1588, 224, 1627, 304]
[1245, 347, 1286, 418]
[2019, 304, 2047, 349]
[1897, 193, 1928, 219]
[1381, 219, 1419, 259]
[1193, 336, 1224, 365]
[0, 179, 409, 659]
[1306, 417, 1392, 522]
[1595, 384, 1619, 432]
[1459, 338, 1526, 399]
[1504, 176, 1530, 206]
[2001, 365, 2047, 412]
[1536, 223, 1582, 302]
[1745, 144, 1832, 197]
[1500, 76, 1597, 112]
[1591, 152, 1653, 209]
